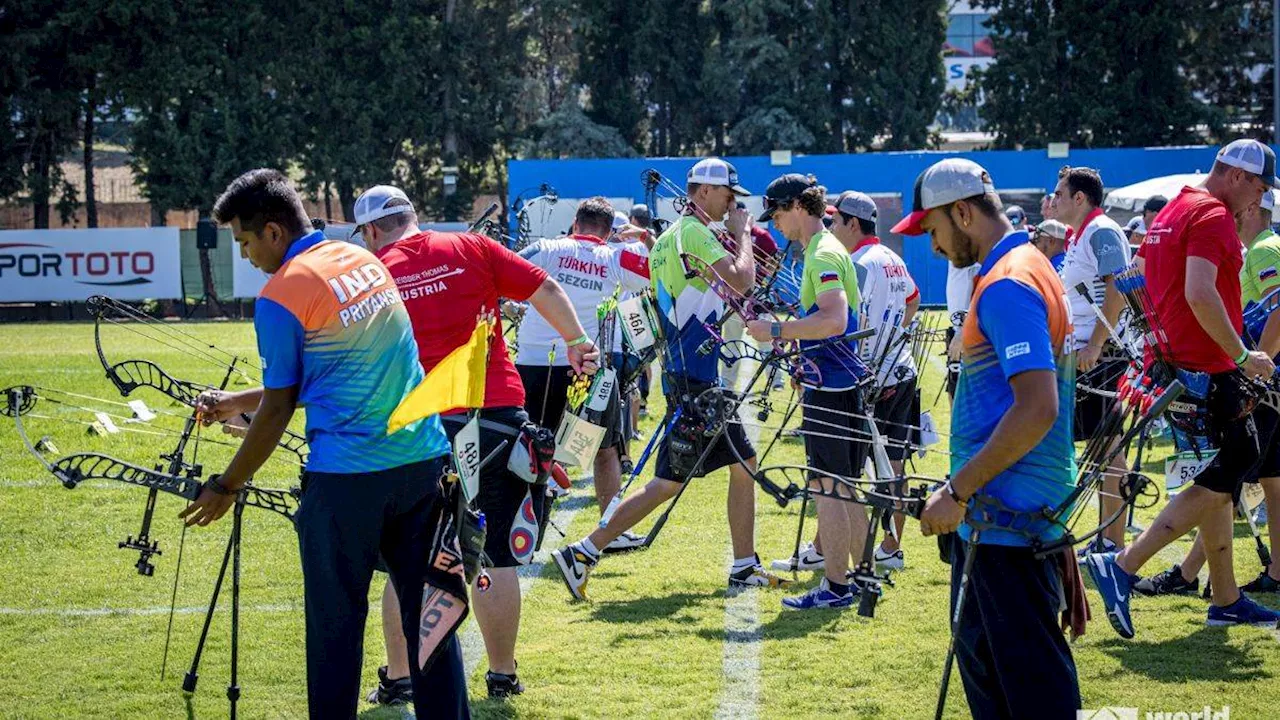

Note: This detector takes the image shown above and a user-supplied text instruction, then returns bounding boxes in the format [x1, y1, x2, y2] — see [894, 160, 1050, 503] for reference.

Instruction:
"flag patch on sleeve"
[819, 271, 840, 283]
[1260, 266, 1277, 281]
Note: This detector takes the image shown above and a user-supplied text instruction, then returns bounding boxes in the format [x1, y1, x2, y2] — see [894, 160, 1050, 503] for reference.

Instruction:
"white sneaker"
[605, 530, 646, 552]
[552, 543, 597, 600]
[874, 546, 904, 571]
[769, 543, 825, 572]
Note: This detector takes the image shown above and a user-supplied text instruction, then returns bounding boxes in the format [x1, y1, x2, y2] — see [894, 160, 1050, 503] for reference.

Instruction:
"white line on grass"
[714, 352, 765, 720]
[0, 602, 302, 617]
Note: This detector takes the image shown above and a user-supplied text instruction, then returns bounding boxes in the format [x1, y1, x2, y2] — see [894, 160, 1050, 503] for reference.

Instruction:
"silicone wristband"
[1235, 348, 1251, 366]
[567, 335, 590, 347]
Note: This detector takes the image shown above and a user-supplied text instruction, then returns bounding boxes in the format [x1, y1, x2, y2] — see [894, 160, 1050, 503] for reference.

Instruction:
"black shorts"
[653, 376, 755, 483]
[441, 408, 548, 568]
[945, 328, 960, 396]
[802, 387, 869, 479]
[1191, 372, 1267, 498]
[1253, 398, 1280, 479]
[875, 377, 919, 462]
[1074, 359, 1127, 441]
[518, 363, 623, 451]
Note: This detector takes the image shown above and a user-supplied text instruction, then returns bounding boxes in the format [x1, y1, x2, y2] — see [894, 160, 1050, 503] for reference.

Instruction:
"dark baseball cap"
[629, 203, 652, 222]
[832, 191, 878, 223]
[1216, 139, 1280, 189]
[1142, 195, 1168, 214]
[891, 159, 997, 236]
[758, 173, 818, 222]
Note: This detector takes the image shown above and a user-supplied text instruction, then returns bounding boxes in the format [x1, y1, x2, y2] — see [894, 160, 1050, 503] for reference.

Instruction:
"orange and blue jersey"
[952, 231, 1077, 547]
[256, 231, 448, 473]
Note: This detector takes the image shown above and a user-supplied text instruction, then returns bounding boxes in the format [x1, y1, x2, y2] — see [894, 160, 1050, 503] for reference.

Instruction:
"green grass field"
[1, 319, 1278, 719]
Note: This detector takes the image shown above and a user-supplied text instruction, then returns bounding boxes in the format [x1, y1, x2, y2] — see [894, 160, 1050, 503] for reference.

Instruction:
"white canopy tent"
[1103, 173, 1207, 213]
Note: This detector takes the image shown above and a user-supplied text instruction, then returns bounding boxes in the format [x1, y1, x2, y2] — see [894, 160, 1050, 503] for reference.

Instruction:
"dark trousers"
[296, 456, 470, 720]
[950, 540, 1080, 720]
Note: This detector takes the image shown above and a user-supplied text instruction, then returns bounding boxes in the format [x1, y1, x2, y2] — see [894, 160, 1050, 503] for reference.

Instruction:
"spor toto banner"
[0, 228, 182, 302]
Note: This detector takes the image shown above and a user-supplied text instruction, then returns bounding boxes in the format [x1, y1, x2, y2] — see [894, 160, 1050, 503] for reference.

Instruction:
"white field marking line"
[714, 351, 765, 720]
[0, 602, 302, 617]
[460, 487, 593, 678]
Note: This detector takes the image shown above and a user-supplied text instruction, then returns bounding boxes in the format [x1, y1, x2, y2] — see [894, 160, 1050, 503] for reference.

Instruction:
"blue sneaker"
[1084, 552, 1137, 638]
[1206, 594, 1280, 627]
[781, 578, 855, 610]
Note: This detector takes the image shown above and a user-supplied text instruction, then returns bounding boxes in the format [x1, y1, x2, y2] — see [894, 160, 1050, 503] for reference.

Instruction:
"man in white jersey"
[1052, 166, 1133, 553]
[515, 197, 652, 550]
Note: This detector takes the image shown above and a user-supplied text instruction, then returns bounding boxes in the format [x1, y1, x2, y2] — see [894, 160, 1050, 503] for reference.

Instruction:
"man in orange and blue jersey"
[894, 158, 1081, 719]
[185, 169, 466, 720]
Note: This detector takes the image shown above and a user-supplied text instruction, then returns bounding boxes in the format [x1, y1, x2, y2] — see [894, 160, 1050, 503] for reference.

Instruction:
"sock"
[826, 579, 851, 597]
[578, 537, 601, 559]
[731, 555, 759, 573]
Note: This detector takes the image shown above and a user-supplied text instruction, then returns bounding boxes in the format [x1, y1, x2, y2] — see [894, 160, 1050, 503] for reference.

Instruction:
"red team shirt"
[1139, 186, 1244, 373]
[376, 231, 548, 409]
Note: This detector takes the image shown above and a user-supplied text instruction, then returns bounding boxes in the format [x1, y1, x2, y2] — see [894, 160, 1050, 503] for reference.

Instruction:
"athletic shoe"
[729, 556, 791, 589]
[1083, 552, 1137, 639]
[1206, 594, 1280, 627]
[769, 543, 825, 572]
[552, 543, 597, 600]
[874, 546, 905, 571]
[605, 530, 646, 552]
[365, 666, 412, 706]
[1132, 564, 1199, 597]
[485, 670, 525, 699]
[1075, 537, 1117, 560]
[781, 578, 854, 610]
[1241, 570, 1280, 594]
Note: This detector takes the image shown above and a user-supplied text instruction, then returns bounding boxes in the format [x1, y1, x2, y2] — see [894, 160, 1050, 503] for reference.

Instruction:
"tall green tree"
[1185, 0, 1274, 142]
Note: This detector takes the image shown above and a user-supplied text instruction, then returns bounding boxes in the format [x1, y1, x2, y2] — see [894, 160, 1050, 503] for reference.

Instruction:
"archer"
[185, 169, 468, 720]
[897, 158, 1083, 718]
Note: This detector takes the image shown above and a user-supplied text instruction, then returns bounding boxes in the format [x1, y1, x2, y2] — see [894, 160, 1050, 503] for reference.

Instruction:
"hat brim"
[731, 184, 751, 197]
[890, 210, 929, 236]
[757, 207, 776, 223]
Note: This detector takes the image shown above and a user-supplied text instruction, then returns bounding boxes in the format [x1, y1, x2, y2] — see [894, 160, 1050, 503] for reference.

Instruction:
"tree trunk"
[83, 82, 99, 228]
[32, 138, 51, 229]
[150, 203, 166, 226]
[323, 179, 333, 220]
[441, 0, 459, 221]
[337, 178, 356, 223]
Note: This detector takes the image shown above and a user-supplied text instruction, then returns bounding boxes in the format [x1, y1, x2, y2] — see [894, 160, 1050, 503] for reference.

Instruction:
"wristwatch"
[769, 321, 783, 340]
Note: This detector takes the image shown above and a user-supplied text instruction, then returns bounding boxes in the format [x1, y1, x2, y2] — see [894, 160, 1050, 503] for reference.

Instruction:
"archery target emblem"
[509, 488, 540, 565]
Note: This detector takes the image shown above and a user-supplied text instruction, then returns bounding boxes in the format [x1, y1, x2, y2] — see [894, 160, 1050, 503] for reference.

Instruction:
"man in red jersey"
[354, 185, 598, 701]
[1084, 139, 1280, 637]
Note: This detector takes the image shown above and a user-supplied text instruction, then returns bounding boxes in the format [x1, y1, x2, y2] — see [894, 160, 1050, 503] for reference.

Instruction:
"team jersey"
[1061, 209, 1130, 349]
[516, 234, 650, 364]
[650, 215, 730, 383]
[376, 230, 547, 410]
[952, 231, 1077, 548]
[946, 263, 979, 326]
[799, 229, 863, 390]
[1241, 229, 1280, 342]
[850, 237, 919, 388]
[1141, 187, 1244, 373]
[256, 231, 447, 473]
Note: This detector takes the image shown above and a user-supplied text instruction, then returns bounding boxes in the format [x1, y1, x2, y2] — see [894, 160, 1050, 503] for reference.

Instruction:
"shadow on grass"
[1096, 625, 1274, 683]
[589, 591, 715, 625]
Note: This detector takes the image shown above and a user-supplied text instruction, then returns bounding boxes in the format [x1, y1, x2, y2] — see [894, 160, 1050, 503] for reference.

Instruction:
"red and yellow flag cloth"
[387, 315, 493, 435]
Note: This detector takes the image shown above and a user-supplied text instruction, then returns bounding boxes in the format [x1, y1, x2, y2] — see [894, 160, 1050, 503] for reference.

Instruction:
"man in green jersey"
[553, 158, 790, 599]
[746, 174, 872, 609]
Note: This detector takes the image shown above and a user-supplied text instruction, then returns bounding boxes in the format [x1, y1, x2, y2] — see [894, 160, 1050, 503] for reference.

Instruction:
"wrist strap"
[204, 474, 235, 496]
[946, 481, 965, 505]
[567, 334, 590, 348]
[1235, 348, 1251, 365]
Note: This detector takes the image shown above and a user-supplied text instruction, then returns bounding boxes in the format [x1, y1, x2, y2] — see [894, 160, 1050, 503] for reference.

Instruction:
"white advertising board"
[0, 228, 182, 302]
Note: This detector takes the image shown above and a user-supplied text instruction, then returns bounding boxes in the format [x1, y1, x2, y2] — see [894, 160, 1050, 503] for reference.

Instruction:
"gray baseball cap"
[832, 190, 878, 223]
[891, 158, 997, 236]
[1216, 139, 1280, 189]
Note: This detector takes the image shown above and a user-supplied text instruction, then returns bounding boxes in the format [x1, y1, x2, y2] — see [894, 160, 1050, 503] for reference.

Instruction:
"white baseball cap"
[892, 158, 997, 236]
[1215, 139, 1280, 189]
[687, 158, 750, 196]
[352, 185, 415, 226]
[612, 211, 630, 230]
[1263, 189, 1276, 212]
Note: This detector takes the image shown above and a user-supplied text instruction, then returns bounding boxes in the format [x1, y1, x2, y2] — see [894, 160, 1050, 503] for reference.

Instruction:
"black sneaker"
[365, 665, 413, 706]
[1132, 564, 1199, 597]
[1241, 570, 1280, 594]
[486, 670, 525, 699]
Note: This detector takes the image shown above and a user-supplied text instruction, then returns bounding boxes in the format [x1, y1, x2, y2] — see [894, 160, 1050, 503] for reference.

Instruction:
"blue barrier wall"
[509, 145, 1226, 304]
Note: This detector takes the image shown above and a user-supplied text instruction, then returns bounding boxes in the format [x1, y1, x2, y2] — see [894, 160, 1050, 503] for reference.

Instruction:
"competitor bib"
[554, 414, 606, 467]
[1164, 450, 1218, 493]
[586, 367, 618, 413]
[619, 295, 657, 352]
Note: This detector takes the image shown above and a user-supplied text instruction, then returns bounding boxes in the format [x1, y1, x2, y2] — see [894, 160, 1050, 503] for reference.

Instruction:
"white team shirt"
[946, 263, 979, 325]
[1061, 211, 1131, 349]
[850, 238, 920, 387]
[515, 235, 650, 365]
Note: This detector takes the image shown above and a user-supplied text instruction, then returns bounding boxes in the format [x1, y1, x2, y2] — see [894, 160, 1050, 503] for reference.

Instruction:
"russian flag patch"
[1260, 266, 1277, 281]
[819, 271, 840, 283]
